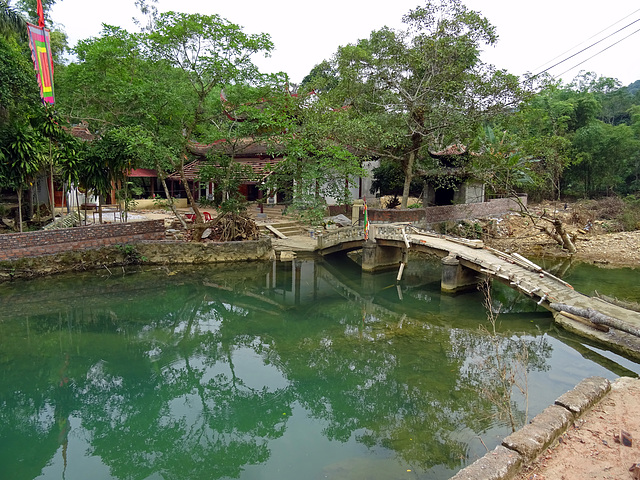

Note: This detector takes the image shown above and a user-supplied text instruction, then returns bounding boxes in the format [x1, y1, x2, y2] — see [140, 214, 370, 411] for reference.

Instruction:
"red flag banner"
[363, 197, 369, 241]
[36, 0, 45, 27]
[27, 23, 55, 104]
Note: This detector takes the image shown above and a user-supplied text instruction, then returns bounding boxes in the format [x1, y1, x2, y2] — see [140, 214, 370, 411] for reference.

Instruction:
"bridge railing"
[317, 223, 450, 250]
[372, 224, 406, 241]
[316, 226, 364, 249]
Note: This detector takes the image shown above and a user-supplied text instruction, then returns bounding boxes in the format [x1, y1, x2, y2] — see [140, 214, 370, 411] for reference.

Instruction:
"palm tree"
[0, 1, 27, 40]
[0, 120, 44, 231]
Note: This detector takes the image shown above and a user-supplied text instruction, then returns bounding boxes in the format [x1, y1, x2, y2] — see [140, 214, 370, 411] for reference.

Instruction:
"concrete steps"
[260, 221, 308, 238]
[250, 205, 309, 238]
[250, 204, 289, 221]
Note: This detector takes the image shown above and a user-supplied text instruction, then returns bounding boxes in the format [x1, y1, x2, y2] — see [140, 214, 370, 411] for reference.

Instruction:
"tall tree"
[570, 121, 639, 196]
[32, 104, 66, 215]
[145, 11, 273, 225]
[317, 0, 524, 208]
[56, 24, 192, 224]
[79, 125, 155, 223]
[0, 0, 27, 38]
[0, 32, 39, 123]
[0, 118, 44, 231]
[252, 83, 366, 223]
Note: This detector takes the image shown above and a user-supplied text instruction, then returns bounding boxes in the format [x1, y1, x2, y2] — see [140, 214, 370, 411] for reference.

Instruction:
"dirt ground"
[514, 377, 640, 480]
[483, 200, 640, 269]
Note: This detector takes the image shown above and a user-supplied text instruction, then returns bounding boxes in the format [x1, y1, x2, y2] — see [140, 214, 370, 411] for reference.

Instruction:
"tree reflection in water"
[0, 258, 623, 480]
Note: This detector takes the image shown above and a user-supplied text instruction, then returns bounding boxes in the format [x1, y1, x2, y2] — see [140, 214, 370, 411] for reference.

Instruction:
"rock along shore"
[450, 376, 640, 480]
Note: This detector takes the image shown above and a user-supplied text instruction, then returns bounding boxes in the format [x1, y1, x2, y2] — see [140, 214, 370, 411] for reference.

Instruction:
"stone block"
[502, 405, 573, 462]
[279, 251, 296, 261]
[449, 445, 522, 480]
[555, 376, 611, 415]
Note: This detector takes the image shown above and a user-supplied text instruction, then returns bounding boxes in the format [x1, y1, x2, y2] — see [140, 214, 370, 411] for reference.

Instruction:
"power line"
[533, 16, 640, 77]
[531, 7, 640, 73]
[554, 25, 640, 79]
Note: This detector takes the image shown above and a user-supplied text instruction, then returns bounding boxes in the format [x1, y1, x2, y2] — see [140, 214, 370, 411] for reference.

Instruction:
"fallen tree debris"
[550, 302, 640, 338]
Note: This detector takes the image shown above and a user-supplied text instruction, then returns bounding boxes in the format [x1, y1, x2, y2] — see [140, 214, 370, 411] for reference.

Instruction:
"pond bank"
[451, 376, 640, 480]
[0, 237, 273, 281]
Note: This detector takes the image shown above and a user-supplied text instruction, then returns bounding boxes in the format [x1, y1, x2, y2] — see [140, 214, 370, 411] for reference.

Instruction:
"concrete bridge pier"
[441, 254, 481, 293]
[361, 240, 403, 272]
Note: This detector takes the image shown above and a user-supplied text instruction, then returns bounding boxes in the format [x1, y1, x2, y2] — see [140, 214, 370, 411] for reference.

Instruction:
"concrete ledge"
[449, 445, 522, 480]
[451, 376, 611, 479]
[0, 238, 273, 281]
[555, 376, 611, 415]
[501, 405, 574, 462]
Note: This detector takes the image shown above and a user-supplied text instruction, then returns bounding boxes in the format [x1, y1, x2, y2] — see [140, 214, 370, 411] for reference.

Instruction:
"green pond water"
[0, 256, 638, 480]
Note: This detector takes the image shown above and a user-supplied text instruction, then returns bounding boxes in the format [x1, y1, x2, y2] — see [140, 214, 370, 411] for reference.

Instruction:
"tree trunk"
[123, 180, 128, 222]
[401, 150, 415, 209]
[34, 182, 41, 222]
[550, 303, 640, 337]
[512, 195, 577, 253]
[98, 194, 103, 224]
[179, 163, 202, 222]
[28, 185, 34, 220]
[17, 189, 23, 232]
[402, 123, 423, 209]
[159, 175, 188, 230]
[49, 141, 55, 217]
[75, 188, 81, 225]
[551, 218, 576, 253]
[179, 96, 206, 225]
[594, 291, 640, 313]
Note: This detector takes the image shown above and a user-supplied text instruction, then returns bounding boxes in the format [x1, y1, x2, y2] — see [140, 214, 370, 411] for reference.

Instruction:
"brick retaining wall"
[0, 220, 166, 260]
[366, 196, 527, 225]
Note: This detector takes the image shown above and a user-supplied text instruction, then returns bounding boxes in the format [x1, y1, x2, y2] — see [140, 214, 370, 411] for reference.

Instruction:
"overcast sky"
[51, 0, 640, 86]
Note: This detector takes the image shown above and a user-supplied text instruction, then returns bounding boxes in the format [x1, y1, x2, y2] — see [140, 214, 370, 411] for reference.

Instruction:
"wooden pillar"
[441, 254, 480, 293]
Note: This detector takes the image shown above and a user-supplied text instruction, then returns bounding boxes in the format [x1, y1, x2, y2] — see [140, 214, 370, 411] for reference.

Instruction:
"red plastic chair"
[184, 212, 211, 221]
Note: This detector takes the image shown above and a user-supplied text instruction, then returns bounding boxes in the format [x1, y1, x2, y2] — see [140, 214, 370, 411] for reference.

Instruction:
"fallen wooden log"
[550, 302, 640, 338]
[512, 252, 542, 271]
[558, 311, 609, 332]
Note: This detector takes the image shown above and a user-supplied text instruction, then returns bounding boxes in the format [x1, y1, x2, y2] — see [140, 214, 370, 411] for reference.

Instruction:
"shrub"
[571, 195, 640, 232]
[620, 195, 640, 231]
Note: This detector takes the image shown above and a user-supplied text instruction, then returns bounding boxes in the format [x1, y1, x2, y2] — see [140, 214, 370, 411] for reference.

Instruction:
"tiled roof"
[188, 138, 279, 157]
[167, 157, 283, 182]
[66, 124, 96, 141]
[128, 168, 157, 177]
[429, 144, 467, 157]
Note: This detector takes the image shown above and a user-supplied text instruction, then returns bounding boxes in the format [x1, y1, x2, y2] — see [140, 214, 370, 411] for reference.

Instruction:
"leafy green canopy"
[143, 12, 274, 225]
[1, 0, 27, 39]
[308, 0, 525, 207]
[0, 35, 40, 123]
[489, 73, 640, 200]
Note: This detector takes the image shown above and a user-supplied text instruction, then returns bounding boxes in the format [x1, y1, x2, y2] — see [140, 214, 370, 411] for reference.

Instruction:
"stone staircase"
[250, 204, 310, 238]
[262, 221, 309, 238]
